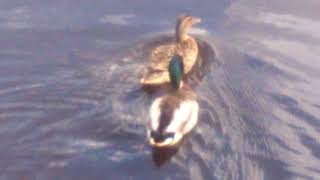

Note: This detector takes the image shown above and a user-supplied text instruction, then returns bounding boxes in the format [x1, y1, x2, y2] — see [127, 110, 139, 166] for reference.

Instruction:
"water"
[0, 0, 320, 179]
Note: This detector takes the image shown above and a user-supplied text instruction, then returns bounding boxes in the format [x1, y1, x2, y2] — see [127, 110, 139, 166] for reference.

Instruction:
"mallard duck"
[147, 55, 199, 147]
[140, 15, 201, 86]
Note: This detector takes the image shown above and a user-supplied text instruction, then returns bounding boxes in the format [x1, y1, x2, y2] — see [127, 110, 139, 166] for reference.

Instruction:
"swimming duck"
[140, 15, 201, 86]
[147, 55, 199, 147]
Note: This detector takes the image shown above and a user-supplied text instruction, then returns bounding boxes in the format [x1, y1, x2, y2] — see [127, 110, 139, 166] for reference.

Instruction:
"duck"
[147, 55, 199, 147]
[140, 15, 201, 86]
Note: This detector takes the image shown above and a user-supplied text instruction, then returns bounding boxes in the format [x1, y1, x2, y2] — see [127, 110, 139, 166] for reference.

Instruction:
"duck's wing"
[176, 38, 198, 74]
[140, 70, 170, 85]
[148, 43, 176, 71]
[165, 99, 198, 134]
[179, 100, 199, 134]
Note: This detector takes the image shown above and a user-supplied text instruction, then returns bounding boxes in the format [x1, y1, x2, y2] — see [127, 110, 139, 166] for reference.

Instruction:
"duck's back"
[148, 43, 177, 71]
[148, 38, 198, 73]
[176, 38, 198, 74]
[141, 38, 198, 86]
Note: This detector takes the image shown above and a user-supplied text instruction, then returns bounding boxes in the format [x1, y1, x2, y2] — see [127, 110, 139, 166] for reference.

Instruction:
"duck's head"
[175, 15, 201, 42]
[147, 55, 199, 148]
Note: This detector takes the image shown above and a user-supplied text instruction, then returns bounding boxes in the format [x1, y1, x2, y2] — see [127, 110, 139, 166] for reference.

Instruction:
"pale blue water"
[0, 0, 320, 179]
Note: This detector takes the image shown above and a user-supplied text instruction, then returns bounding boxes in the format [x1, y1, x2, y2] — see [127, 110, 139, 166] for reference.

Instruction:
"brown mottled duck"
[140, 15, 201, 86]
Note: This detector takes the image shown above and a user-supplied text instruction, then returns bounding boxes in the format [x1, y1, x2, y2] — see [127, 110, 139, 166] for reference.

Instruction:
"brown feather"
[140, 15, 200, 86]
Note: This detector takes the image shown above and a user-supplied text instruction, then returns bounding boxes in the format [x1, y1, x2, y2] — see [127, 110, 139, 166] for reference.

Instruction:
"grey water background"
[0, 0, 320, 179]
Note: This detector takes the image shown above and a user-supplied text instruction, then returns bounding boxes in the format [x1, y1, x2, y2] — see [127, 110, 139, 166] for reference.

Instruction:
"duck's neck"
[175, 24, 189, 42]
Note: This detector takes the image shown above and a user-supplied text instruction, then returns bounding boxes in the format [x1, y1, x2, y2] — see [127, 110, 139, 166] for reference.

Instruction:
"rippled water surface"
[1, 0, 320, 179]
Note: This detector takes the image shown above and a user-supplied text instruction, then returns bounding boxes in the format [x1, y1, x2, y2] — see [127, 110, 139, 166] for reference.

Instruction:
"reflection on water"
[0, 0, 320, 179]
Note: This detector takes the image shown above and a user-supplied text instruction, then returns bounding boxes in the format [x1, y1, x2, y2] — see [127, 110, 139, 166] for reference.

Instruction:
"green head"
[169, 55, 184, 89]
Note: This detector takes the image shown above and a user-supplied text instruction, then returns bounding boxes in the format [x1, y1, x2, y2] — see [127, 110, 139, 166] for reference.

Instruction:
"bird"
[140, 15, 201, 87]
[147, 55, 199, 147]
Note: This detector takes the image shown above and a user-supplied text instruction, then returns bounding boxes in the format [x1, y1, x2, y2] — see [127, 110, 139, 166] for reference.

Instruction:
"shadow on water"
[152, 146, 179, 167]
